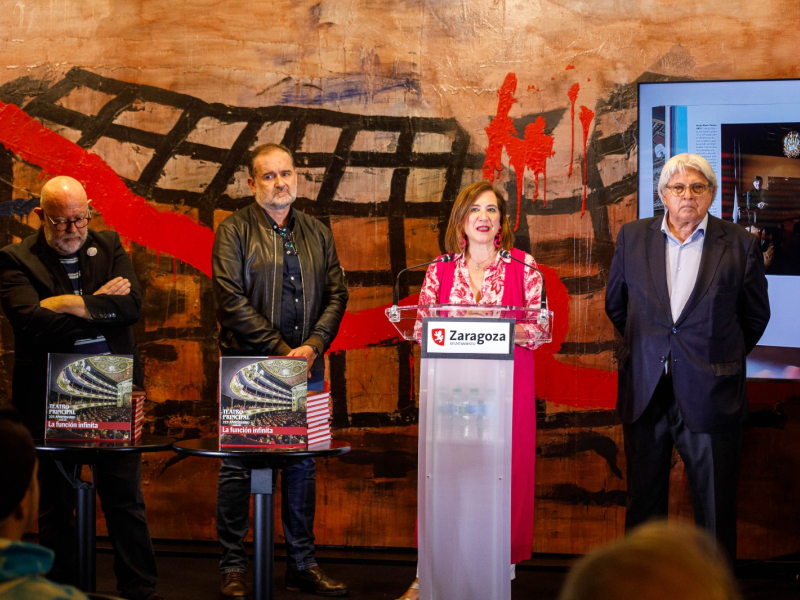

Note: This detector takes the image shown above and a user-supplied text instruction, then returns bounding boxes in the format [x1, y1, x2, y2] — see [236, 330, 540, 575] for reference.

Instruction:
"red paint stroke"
[566, 65, 575, 70]
[532, 264, 615, 407]
[328, 267, 616, 409]
[567, 83, 580, 178]
[527, 84, 538, 91]
[0, 101, 214, 276]
[587, 77, 591, 82]
[483, 73, 555, 231]
[0, 94, 616, 409]
[578, 105, 595, 216]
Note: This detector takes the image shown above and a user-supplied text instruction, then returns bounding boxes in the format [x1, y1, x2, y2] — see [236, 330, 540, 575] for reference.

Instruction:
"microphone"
[392, 254, 454, 307]
[498, 249, 548, 322]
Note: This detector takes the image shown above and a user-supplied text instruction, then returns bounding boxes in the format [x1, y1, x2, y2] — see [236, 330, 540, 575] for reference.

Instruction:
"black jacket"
[212, 204, 348, 365]
[605, 214, 770, 433]
[0, 229, 143, 433]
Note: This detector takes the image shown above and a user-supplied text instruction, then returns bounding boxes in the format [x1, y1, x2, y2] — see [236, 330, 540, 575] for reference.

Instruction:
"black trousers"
[38, 453, 159, 600]
[622, 375, 742, 561]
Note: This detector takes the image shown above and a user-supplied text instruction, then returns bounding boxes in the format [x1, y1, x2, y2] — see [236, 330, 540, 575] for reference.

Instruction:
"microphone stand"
[498, 250, 549, 325]
[388, 254, 454, 321]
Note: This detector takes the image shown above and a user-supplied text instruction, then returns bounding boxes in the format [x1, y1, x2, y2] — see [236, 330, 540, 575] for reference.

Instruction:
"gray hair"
[248, 143, 295, 178]
[657, 153, 718, 200]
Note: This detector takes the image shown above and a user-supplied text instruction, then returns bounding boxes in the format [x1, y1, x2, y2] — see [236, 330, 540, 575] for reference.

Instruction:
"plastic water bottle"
[439, 387, 460, 440]
[476, 388, 495, 442]
[475, 391, 487, 442]
[459, 387, 480, 441]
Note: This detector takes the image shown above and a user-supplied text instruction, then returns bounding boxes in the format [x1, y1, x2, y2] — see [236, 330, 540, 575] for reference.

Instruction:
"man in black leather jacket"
[212, 143, 348, 598]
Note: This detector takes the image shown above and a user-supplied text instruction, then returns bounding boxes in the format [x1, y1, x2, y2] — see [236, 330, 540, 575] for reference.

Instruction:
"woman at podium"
[397, 181, 544, 599]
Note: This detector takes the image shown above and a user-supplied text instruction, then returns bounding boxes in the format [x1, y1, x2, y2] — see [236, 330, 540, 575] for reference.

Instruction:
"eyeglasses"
[44, 212, 91, 231]
[665, 183, 712, 197]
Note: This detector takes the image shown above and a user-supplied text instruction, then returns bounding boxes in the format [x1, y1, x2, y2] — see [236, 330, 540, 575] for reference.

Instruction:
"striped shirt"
[59, 254, 111, 355]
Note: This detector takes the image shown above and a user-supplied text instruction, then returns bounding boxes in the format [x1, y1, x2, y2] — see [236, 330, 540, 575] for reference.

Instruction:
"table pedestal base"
[252, 467, 275, 600]
[171, 439, 350, 600]
[55, 460, 97, 593]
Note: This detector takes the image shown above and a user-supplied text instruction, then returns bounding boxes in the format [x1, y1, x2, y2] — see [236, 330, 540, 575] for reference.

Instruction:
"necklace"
[470, 252, 496, 271]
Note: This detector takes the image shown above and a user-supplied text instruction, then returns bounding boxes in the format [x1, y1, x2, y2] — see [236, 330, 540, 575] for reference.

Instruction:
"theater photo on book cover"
[219, 357, 308, 448]
[45, 354, 135, 441]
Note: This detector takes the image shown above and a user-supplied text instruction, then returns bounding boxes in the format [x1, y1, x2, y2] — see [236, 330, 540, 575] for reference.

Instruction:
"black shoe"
[285, 565, 348, 597]
[221, 571, 249, 598]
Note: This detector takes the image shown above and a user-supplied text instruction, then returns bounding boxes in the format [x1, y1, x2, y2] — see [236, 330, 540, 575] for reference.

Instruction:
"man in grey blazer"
[605, 153, 770, 560]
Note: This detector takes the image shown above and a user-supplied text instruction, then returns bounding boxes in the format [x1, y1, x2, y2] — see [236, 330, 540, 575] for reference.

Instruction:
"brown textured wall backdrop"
[0, 0, 799, 559]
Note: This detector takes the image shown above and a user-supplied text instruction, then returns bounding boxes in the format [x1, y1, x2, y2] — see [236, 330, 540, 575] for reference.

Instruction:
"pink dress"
[419, 249, 541, 564]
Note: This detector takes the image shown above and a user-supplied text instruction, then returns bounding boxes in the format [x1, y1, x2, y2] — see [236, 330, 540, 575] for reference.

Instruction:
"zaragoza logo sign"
[422, 318, 515, 360]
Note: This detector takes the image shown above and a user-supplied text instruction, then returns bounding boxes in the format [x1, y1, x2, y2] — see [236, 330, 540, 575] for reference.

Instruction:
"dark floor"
[94, 543, 800, 600]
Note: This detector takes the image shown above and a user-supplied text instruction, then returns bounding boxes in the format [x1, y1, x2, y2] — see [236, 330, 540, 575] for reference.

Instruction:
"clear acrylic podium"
[386, 304, 552, 600]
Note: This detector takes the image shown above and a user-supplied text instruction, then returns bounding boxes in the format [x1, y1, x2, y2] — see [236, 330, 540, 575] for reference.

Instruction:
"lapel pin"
[87, 247, 97, 257]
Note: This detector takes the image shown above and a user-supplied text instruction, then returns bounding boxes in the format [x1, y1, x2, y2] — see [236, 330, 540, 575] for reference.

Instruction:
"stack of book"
[132, 386, 146, 442]
[44, 354, 141, 443]
[306, 392, 332, 445]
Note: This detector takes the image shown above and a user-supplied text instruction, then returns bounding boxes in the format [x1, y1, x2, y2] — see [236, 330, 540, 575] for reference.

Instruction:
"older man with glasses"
[0, 176, 163, 600]
[605, 153, 770, 562]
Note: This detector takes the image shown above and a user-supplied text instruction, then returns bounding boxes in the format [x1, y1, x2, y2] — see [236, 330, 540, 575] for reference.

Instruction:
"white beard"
[44, 227, 86, 255]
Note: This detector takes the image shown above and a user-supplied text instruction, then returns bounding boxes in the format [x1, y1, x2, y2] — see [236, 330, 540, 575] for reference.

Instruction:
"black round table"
[34, 434, 174, 593]
[172, 438, 351, 600]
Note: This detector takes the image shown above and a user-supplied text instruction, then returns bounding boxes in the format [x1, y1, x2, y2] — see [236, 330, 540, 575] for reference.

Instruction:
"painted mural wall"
[0, 0, 799, 557]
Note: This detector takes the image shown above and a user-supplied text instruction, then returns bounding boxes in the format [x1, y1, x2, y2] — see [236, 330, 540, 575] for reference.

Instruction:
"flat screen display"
[638, 79, 800, 380]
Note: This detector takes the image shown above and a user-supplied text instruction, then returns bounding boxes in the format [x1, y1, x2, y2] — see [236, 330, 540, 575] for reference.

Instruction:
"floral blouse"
[418, 252, 545, 348]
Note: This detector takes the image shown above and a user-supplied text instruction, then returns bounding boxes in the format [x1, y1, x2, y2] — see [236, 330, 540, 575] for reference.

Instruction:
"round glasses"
[665, 183, 711, 197]
[44, 213, 91, 231]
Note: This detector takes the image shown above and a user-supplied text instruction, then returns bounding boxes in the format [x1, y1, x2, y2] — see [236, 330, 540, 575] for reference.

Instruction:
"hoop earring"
[494, 228, 502, 248]
[460, 235, 467, 249]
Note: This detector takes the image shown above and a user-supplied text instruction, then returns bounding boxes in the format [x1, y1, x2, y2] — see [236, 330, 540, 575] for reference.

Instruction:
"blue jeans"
[217, 370, 323, 573]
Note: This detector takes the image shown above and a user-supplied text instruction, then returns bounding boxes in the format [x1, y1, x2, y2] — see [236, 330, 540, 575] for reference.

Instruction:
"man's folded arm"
[0, 257, 99, 346]
[82, 234, 142, 326]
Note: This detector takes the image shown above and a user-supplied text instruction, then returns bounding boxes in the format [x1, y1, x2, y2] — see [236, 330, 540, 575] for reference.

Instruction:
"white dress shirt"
[661, 212, 708, 322]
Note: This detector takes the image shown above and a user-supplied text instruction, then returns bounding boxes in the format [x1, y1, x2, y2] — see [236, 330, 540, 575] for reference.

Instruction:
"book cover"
[219, 357, 308, 448]
[44, 354, 135, 442]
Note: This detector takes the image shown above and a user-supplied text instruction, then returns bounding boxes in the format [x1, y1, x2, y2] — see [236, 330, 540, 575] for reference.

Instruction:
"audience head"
[0, 409, 39, 541]
[753, 175, 763, 189]
[557, 521, 742, 600]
